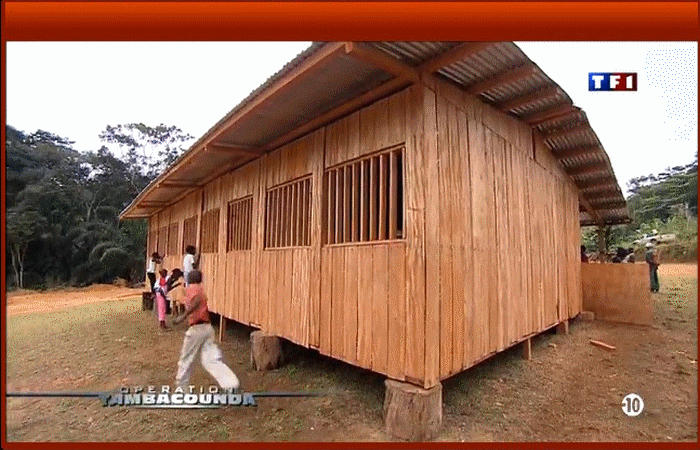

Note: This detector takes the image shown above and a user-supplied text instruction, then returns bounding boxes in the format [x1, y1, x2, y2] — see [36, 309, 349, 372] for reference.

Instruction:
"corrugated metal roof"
[120, 41, 629, 226]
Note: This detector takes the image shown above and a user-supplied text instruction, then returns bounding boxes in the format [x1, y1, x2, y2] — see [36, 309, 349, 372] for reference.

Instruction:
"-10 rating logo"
[622, 393, 644, 417]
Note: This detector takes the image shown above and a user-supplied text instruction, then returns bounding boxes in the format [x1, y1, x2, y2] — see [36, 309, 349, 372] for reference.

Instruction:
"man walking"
[645, 241, 660, 292]
[172, 270, 240, 392]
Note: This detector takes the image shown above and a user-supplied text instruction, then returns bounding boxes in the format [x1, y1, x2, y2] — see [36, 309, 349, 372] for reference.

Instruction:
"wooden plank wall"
[429, 79, 583, 384]
[143, 78, 583, 389]
[320, 89, 410, 381]
[217, 161, 259, 324]
[258, 130, 323, 348]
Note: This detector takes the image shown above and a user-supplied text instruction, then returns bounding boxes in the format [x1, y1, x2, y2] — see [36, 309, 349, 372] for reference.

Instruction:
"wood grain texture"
[144, 78, 586, 389]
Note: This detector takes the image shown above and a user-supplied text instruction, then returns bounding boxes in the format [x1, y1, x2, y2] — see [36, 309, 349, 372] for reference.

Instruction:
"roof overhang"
[120, 41, 630, 227]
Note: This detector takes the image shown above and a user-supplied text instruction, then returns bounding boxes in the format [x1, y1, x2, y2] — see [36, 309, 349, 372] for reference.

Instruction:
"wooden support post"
[521, 338, 532, 360]
[556, 320, 569, 335]
[219, 316, 227, 342]
[596, 225, 608, 262]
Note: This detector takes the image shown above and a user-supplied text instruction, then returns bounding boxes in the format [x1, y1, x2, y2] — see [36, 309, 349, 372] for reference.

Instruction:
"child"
[166, 268, 184, 315]
[182, 245, 199, 287]
[147, 252, 162, 293]
[173, 270, 239, 392]
[154, 269, 171, 331]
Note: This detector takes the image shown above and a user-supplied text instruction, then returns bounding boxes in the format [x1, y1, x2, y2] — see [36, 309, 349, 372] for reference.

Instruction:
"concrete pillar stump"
[383, 379, 442, 441]
[250, 331, 283, 371]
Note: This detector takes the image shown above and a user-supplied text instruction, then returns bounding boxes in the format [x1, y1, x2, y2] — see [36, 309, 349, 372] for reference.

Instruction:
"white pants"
[175, 323, 240, 391]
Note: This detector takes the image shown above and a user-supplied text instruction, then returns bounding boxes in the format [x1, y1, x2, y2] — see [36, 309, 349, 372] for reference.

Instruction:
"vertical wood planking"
[457, 108, 473, 370]
[447, 103, 464, 374]
[371, 245, 389, 374]
[423, 86, 440, 388]
[356, 245, 372, 367]
[344, 246, 358, 364]
[387, 243, 406, 380]
[331, 247, 345, 357]
[470, 120, 489, 359]
[310, 129, 324, 347]
[404, 85, 426, 383]
[437, 94, 453, 376]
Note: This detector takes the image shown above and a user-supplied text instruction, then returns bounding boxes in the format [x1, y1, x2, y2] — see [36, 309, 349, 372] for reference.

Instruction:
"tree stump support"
[250, 331, 283, 371]
[383, 379, 442, 441]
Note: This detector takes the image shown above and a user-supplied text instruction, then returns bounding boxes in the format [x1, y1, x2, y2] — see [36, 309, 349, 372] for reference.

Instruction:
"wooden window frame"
[323, 145, 405, 247]
[200, 208, 221, 254]
[264, 175, 312, 249]
[226, 195, 254, 252]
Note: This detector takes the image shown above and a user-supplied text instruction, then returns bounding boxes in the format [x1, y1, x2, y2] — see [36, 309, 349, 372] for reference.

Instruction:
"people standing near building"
[154, 269, 172, 331]
[173, 270, 240, 392]
[147, 252, 162, 293]
[645, 241, 661, 292]
[623, 247, 636, 263]
[182, 245, 199, 287]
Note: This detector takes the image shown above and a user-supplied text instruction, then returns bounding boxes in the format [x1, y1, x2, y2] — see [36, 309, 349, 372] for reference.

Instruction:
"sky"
[6, 41, 698, 195]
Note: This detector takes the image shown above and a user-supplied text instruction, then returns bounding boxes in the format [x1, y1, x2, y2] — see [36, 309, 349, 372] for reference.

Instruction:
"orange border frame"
[1, 1, 698, 449]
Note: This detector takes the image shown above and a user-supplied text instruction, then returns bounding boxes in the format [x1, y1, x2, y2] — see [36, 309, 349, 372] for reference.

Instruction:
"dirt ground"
[5, 264, 697, 442]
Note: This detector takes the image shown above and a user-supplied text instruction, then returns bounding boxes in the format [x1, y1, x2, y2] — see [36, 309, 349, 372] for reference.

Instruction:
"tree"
[6, 207, 46, 288]
[98, 123, 194, 195]
[6, 123, 191, 289]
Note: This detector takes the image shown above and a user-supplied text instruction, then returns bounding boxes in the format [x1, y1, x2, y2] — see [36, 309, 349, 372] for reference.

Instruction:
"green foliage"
[584, 154, 698, 260]
[5, 123, 192, 289]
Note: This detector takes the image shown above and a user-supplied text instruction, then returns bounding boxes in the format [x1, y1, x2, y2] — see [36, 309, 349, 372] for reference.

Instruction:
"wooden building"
[120, 42, 630, 391]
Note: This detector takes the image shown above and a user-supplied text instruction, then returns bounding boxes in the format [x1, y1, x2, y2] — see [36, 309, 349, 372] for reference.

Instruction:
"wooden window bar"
[323, 147, 405, 245]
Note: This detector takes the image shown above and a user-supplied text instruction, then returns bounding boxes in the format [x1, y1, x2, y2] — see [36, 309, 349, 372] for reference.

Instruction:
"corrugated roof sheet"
[120, 41, 629, 226]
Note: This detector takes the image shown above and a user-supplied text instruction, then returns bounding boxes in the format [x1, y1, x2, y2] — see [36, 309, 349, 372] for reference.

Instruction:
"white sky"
[6, 41, 698, 195]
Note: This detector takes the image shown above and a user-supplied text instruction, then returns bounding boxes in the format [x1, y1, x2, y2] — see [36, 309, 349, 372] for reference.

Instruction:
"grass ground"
[5, 264, 697, 442]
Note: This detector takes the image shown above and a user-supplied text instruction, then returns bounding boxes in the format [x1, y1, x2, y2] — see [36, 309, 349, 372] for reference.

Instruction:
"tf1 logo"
[588, 73, 638, 91]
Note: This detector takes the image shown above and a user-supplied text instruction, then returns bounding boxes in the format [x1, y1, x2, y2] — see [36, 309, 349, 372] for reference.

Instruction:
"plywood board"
[581, 264, 652, 326]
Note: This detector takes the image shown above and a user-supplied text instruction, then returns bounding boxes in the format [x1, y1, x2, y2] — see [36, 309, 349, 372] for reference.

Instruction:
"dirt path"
[5, 264, 697, 441]
[7, 285, 143, 316]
